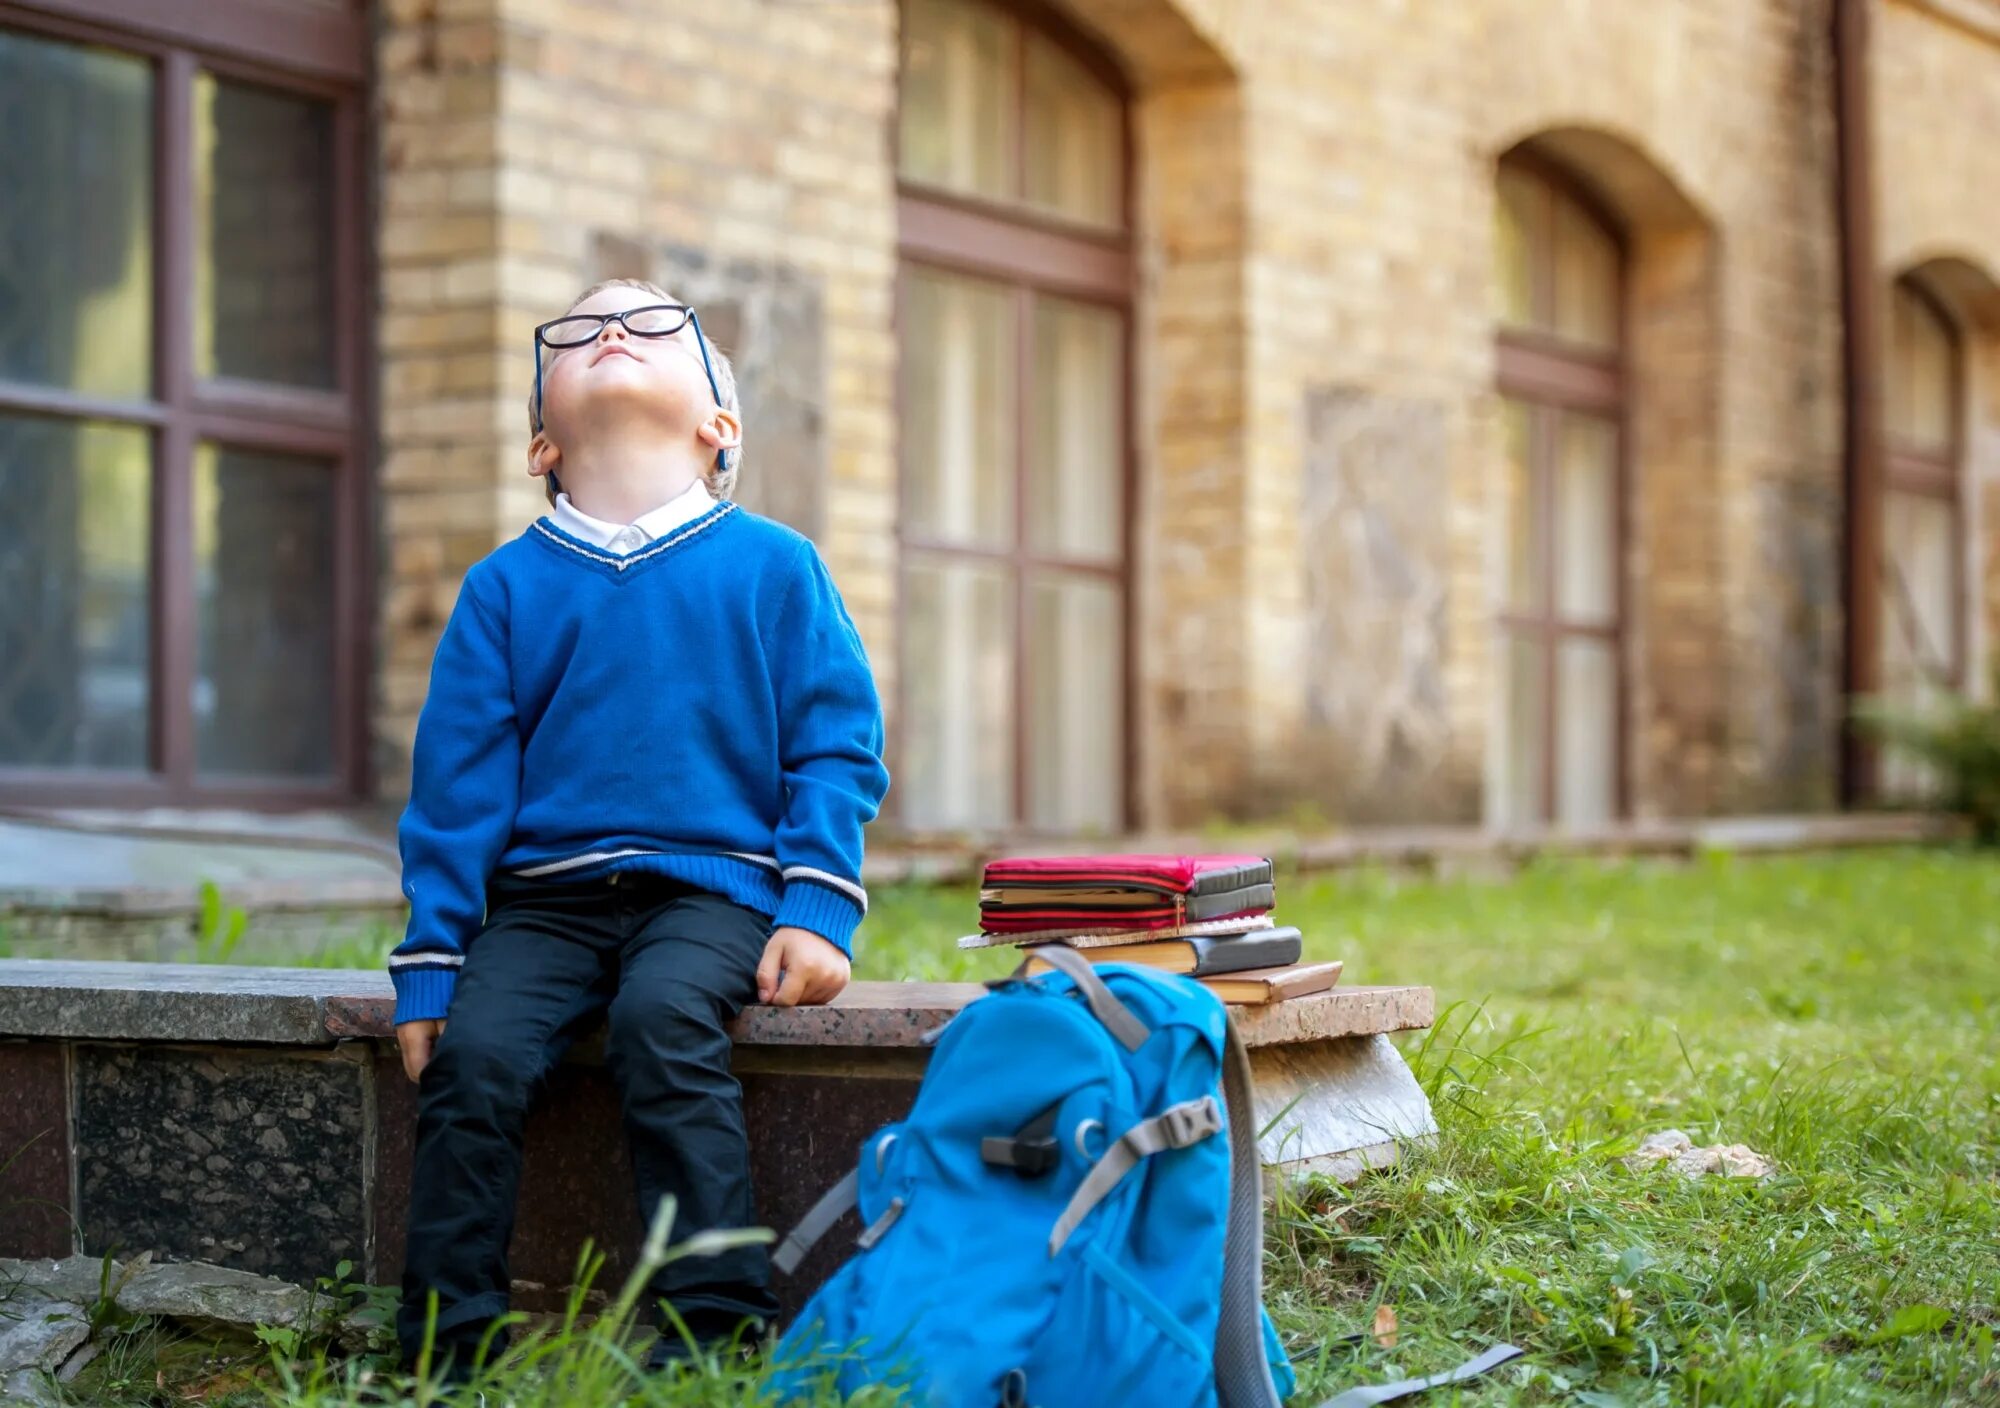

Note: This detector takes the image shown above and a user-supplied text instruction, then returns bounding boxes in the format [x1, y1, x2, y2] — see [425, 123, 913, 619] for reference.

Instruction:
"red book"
[978, 853, 1274, 935]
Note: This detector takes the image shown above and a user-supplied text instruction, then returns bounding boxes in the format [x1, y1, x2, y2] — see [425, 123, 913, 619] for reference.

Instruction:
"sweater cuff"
[774, 880, 863, 955]
[392, 966, 460, 1024]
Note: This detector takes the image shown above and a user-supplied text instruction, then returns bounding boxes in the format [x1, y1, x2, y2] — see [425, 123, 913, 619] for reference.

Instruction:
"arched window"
[895, 0, 1131, 834]
[1877, 280, 1963, 793]
[1491, 161, 1624, 828]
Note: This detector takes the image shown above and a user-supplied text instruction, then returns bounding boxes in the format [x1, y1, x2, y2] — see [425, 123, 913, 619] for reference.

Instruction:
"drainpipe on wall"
[1833, 0, 1885, 806]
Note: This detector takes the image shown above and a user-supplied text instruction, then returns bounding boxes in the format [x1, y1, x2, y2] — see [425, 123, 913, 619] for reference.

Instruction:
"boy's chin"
[559, 384, 693, 433]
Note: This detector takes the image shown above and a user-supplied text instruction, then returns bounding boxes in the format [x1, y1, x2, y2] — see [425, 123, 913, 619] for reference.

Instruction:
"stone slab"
[0, 1295, 89, 1376]
[0, 963, 386, 1045]
[115, 1259, 324, 1332]
[72, 1045, 367, 1286]
[0, 1369, 59, 1407]
[0, 1254, 343, 1334]
[1249, 1034, 1436, 1176]
[0, 1044, 72, 1259]
[0, 963, 1432, 1052]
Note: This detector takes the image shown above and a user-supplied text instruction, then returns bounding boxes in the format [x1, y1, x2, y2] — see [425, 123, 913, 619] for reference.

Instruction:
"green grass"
[1253, 848, 2000, 1407]
[854, 847, 2000, 1404]
[46, 847, 2000, 1405]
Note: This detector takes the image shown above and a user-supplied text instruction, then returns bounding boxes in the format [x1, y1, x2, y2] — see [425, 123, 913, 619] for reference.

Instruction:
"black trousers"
[395, 872, 780, 1359]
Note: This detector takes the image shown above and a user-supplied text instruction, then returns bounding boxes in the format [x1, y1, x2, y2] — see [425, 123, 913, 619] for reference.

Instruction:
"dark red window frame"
[892, 0, 1138, 833]
[0, 0, 372, 808]
[1880, 278, 1965, 693]
[1493, 156, 1630, 825]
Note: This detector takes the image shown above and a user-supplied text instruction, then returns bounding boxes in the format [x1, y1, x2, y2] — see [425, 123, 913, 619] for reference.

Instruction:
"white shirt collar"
[546, 479, 715, 553]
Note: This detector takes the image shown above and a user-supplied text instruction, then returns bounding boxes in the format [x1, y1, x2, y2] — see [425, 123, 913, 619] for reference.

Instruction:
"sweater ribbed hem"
[392, 966, 459, 1024]
[503, 848, 786, 908]
[590, 851, 786, 919]
[774, 880, 863, 954]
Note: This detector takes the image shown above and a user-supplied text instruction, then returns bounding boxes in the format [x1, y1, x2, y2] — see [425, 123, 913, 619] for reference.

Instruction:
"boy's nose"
[598, 320, 628, 344]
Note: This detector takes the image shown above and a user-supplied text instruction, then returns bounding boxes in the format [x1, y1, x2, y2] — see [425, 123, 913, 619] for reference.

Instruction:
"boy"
[388, 279, 889, 1374]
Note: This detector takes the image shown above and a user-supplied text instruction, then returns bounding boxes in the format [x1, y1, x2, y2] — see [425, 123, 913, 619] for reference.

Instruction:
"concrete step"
[0, 960, 1435, 1315]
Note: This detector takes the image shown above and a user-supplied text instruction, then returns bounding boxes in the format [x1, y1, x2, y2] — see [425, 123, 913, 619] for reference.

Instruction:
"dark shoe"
[645, 1315, 765, 1373]
[402, 1334, 506, 1388]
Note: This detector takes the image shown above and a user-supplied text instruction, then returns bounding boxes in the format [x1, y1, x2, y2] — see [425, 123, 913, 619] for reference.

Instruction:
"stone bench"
[0, 960, 1434, 1315]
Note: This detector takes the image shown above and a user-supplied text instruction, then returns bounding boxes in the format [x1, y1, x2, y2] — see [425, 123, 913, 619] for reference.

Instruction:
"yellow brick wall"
[1225, 0, 1849, 819]
[370, 0, 2000, 827]
[371, 0, 900, 789]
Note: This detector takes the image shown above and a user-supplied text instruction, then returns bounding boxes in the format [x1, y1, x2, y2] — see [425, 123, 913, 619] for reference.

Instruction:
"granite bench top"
[0, 959, 1430, 1049]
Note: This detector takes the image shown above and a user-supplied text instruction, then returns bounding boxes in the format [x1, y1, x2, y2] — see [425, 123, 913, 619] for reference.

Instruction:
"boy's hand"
[397, 1019, 447, 1082]
[757, 927, 851, 1007]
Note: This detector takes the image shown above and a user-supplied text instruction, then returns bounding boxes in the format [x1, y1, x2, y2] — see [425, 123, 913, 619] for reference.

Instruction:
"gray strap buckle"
[1159, 1095, 1223, 1149]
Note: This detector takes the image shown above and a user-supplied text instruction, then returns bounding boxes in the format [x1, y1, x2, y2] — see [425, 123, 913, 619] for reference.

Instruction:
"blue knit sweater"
[389, 501, 890, 1023]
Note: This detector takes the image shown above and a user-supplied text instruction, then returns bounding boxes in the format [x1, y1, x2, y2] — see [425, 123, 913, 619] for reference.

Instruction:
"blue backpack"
[768, 948, 1519, 1407]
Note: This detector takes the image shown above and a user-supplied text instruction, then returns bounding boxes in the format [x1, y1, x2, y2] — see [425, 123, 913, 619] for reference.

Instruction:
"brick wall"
[369, 0, 2000, 827]
[371, 0, 899, 790]
[1212, 0, 1850, 820]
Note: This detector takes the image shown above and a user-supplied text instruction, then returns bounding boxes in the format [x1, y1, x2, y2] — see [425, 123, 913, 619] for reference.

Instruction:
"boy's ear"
[527, 431, 561, 481]
[695, 407, 742, 452]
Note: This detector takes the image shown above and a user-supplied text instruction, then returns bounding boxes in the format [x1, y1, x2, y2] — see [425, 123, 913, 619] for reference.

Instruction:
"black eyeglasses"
[536, 303, 695, 348]
[530, 303, 726, 454]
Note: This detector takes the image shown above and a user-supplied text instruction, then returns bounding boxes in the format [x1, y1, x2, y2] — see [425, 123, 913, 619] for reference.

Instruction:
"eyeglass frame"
[530, 303, 729, 474]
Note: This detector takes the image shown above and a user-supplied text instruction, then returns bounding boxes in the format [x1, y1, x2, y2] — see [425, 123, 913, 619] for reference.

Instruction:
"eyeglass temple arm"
[689, 311, 727, 474]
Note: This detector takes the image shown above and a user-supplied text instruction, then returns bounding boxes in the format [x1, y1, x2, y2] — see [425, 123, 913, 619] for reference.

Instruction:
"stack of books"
[957, 854, 1342, 1005]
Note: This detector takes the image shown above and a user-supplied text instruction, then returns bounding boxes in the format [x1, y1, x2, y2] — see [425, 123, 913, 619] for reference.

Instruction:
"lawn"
[847, 846, 1999, 1406]
[47, 848, 2000, 1405]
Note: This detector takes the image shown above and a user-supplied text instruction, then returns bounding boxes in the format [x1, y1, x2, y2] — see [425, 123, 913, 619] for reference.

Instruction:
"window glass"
[1023, 30, 1122, 226]
[898, 0, 1014, 203]
[1027, 571, 1121, 832]
[1555, 413, 1617, 623]
[902, 267, 1016, 548]
[1556, 637, 1616, 826]
[1888, 284, 1956, 452]
[1028, 295, 1122, 560]
[1494, 166, 1542, 334]
[901, 555, 1014, 829]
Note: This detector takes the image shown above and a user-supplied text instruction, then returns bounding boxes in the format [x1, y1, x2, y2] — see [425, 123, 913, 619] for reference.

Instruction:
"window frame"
[892, 0, 1136, 834]
[1880, 278, 1965, 692]
[1492, 155, 1631, 826]
[0, 0, 372, 807]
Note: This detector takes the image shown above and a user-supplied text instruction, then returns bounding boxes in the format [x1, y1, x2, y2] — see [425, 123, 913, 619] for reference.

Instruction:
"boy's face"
[532, 284, 724, 464]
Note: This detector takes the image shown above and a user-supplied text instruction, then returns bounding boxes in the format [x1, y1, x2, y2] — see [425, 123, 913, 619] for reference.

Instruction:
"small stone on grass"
[1624, 1129, 1774, 1179]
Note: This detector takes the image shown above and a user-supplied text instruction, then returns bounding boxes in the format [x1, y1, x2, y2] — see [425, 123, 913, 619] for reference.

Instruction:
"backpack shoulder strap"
[1312, 1343, 1525, 1408]
[1215, 1014, 1284, 1408]
[772, 1167, 858, 1277]
[1014, 944, 1151, 1050]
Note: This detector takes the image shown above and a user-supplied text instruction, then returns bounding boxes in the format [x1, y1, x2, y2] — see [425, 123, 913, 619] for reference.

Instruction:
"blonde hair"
[528, 277, 741, 501]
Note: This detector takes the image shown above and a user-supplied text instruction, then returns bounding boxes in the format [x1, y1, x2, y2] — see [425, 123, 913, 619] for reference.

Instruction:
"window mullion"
[1012, 283, 1034, 829]
[154, 47, 197, 787]
[330, 92, 367, 793]
[1010, 13, 1028, 207]
[1536, 403, 1559, 824]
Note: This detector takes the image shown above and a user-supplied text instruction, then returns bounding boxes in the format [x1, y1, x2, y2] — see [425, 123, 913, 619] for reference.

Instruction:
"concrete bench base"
[0, 961, 1433, 1314]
